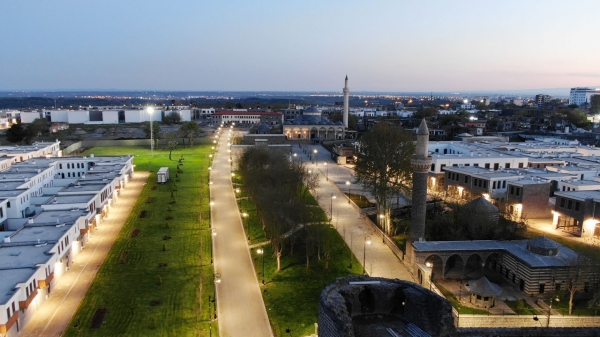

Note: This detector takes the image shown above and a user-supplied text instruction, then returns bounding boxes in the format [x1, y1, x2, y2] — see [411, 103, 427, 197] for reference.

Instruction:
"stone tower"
[343, 75, 349, 129]
[410, 119, 432, 242]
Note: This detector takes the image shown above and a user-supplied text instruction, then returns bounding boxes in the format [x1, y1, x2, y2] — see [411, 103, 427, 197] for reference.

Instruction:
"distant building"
[569, 87, 600, 106]
[535, 94, 553, 109]
[212, 111, 283, 126]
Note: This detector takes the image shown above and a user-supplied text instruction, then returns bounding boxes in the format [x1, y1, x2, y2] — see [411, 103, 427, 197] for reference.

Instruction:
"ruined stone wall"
[319, 276, 455, 337]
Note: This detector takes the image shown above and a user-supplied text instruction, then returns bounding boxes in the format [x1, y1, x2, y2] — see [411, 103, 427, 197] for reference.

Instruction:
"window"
[431, 164, 435, 171]
[440, 164, 446, 171]
[510, 186, 514, 194]
[516, 188, 520, 196]
[568, 200, 572, 209]
[464, 176, 468, 183]
[560, 198, 565, 207]
[483, 181, 488, 189]
[493, 182, 496, 189]
[485, 163, 490, 169]
[518, 163, 523, 168]
[503, 181, 506, 188]
[7, 202, 10, 208]
[494, 163, 499, 170]
[505, 163, 510, 168]
[575, 202, 580, 211]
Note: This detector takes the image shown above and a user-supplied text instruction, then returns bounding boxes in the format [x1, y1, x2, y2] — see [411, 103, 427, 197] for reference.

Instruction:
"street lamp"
[363, 236, 371, 274]
[330, 194, 336, 221]
[242, 212, 249, 241]
[313, 149, 318, 164]
[324, 162, 328, 181]
[379, 214, 386, 243]
[426, 262, 434, 290]
[257, 248, 265, 284]
[345, 181, 351, 203]
[147, 107, 154, 157]
[547, 295, 560, 327]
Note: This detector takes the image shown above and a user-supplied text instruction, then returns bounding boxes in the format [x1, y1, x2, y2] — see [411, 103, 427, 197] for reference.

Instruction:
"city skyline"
[2, 0, 600, 92]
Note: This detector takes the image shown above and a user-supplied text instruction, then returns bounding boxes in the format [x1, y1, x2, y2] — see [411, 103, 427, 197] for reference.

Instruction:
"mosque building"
[282, 76, 350, 141]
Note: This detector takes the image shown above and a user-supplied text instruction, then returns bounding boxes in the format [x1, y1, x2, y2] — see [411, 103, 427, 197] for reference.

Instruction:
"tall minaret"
[343, 75, 349, 129]
[409, 119, 432, 243]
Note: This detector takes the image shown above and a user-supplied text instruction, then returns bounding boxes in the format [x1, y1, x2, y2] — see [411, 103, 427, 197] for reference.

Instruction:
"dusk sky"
[1, 0, 599, 92]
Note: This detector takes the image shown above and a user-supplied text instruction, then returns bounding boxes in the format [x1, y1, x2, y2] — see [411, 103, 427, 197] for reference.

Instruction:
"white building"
[569, 87, 600, 106]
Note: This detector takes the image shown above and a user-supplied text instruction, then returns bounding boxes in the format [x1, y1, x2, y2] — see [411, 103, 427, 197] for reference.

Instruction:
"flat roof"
[10, 224, 71, 243]
[0, 268, 36, 304]
[49, 194, 95, 205]
[554, 190, 600, 201]
[414, 239, 578, 268]
[0, 244, 53, 269]
[60, 184, 103, 193]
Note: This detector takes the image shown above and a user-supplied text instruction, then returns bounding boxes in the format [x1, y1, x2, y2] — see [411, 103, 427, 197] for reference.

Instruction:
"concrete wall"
[457, 314, 600, 328]
[62, 139, 209, 155]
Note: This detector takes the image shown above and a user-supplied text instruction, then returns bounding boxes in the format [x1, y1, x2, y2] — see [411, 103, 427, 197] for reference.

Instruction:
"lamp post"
[547, 295, 559, 328]
[313, 149, 318, 165]
[363, 236, 371, 274]
[330, 194, 336, 221]
[426, 262, 434, 290]
[345, 181, 351, 203]
[213, 273, 221, 319]
[210, 229, 216, 264]
[379, 214, 386, 243]
[324, 162, 328, 181]
[147, 107, 154, 157]
[257, 248, 265, 284]
[242, 212, 249, 241]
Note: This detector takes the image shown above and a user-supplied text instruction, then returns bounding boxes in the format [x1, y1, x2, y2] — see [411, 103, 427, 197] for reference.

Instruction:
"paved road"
[211, 129, 273, 337]
[294, 143, 414, 281]
[21, 172, 149, 337]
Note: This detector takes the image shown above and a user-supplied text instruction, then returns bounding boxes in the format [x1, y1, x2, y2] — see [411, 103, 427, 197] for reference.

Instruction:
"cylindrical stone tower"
[410, 119, 432, 243]
[343, 75, 349, 129]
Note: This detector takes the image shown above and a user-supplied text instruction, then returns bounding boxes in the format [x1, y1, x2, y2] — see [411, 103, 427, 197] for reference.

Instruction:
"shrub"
[168, 205, 172, 211]
[156, 275, 163, 285]
[165, 221, 170, 228]
[162, 243, 167, 251]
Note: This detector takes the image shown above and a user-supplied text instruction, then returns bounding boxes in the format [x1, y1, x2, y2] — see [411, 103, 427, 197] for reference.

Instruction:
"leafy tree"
[179, 122, 199, 147]
[28, 118, 48, 140]
[591, 95, 600, 115]
[354, 122, 416, 235]
[6, 123, 29, 144]
[413, 108, 438, 120]
[163, 111, 182, 125]
[563, 109, 590, 128]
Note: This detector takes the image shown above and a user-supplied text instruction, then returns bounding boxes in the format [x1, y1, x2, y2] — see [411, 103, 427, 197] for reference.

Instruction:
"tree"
[413, 108, 438, 120]
[354, 123, 416, 235]
[563, 109, 590, 129]
[6, 123, 29, 144]
[591, 95, 600, 115]
[163, 111, 182, 125]
[164, 132, 178, 160]
[28, 118, 48, 140]
[179, 122, 199, 147]
[562, 254, 595, 315]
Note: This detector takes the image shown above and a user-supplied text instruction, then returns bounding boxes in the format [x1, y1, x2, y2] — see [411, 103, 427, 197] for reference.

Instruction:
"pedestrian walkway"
[21, 171, 149, 337]
[211, 128, 273, 337]
[293, 143, 414, 281]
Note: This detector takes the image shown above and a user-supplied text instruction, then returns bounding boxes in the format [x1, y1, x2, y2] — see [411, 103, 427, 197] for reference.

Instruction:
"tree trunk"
[306, 252, 310, 269]
[325, 257, 330, 270]
[169, 150, 173, 160]
[569, 291, 575, 315]
[276, 251, 282, 273]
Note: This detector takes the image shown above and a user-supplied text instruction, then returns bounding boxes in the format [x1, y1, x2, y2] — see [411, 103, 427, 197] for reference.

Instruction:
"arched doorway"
[445, 254, 465, 278]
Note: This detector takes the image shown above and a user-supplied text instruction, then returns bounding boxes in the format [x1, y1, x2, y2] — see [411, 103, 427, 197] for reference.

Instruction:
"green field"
[64, 143, 216, 337]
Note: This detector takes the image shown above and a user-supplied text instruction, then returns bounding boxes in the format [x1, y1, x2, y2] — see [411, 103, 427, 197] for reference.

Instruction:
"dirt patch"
[90, 308, 106, 329]
[130, 229, 140, 238]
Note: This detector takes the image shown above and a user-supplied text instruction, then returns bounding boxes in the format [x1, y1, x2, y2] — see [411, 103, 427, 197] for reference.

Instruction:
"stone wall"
[319, 276, 455, 337]
[457, 314, 600, 329]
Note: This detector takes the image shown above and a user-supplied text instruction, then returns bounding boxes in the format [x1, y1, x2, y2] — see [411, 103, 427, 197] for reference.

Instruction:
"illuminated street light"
[257, 248, 265, 285]
[363, 236, 372, 274]
[324, 162, 328, 181]
[345, 181, 351, 203]
[147, 107, 154, 157]
[242, 212, 250, 241]
[330, 194, 336, 221]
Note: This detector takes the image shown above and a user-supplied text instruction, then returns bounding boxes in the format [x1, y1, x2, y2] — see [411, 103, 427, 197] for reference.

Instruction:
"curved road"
[210, 129, 273, 337]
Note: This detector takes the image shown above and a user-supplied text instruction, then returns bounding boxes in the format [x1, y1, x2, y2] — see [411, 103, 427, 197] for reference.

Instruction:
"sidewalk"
[211, 129, 273, 337]
[21, 171, 149, 337]
[293, 143, 414, 281]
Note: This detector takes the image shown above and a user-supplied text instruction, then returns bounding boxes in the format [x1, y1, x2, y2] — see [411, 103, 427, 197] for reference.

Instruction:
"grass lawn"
[505, 300, 541, 315]
[239, 180, 362, 336]
[347, 193, 376, 208]
[436, 284, 489, 315]
[63, 142, 215, 337]
[251, 229, 363, 337]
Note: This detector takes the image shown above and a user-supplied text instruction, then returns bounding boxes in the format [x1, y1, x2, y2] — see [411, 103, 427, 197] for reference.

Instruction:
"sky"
[1, 0, 600, 92]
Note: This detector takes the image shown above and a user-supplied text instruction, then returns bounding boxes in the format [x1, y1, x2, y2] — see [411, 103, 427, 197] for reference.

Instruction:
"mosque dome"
[463, 197, 499, 239]
[527, 236, 561, 256]
[304, 106, 322, 117]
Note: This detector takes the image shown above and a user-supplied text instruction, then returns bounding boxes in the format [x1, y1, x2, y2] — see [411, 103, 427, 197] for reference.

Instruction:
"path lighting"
[242, 212, 250, 241]
[345, 181, 351, 203]
[214, 273, 221, 284]
[313, 149, 318, 164]
[209, 180, 213, 185]
[324, 162, 328, 181]
[547, 295, 560, 327]
[330, 194, 336, 221]
[235, 188, 240, 193]
[213, 140, 217, 144]
[363, 236, 372, 274]
[257, 248, 265, 284]
[146, 107, 154, 157]
[210, 199, 215, 206]
[425, 262, 434, 290]
[208, 167, 212, 171]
